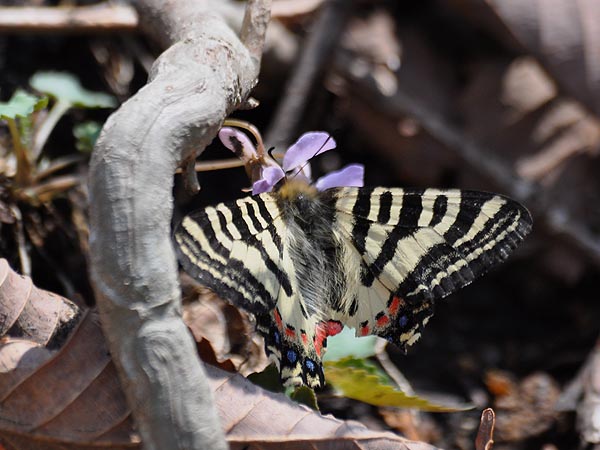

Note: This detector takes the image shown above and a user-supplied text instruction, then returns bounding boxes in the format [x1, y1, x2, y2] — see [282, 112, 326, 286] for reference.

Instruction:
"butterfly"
[174, 176, 532, 388]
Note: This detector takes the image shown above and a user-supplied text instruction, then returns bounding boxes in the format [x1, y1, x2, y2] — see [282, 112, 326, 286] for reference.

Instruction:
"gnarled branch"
[88, 1, 271, 448]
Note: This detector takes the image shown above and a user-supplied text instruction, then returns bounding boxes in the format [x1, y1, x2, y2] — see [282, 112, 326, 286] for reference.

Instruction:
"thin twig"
[174, 158, 245, 174]
[34, 154, 86, 181]
[374, 339, 415, 395]
[10, 206, 30, 276]
[265, 0, 353, 148]
[0, 4, 138, 33]
[21, 174, 80, 204]
[475, 408, 496, 450]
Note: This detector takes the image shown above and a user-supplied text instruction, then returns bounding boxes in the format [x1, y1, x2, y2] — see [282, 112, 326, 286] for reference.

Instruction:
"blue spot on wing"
[287, 349, 297, 363]
[398, 315, 409, 328]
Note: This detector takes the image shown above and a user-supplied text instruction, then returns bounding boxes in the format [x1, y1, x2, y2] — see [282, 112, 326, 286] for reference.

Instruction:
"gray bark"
[88, 1, 270, 449]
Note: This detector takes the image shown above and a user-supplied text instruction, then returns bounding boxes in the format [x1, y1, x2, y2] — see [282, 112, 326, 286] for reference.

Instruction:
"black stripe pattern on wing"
[401, 191, 530, 304]
[361, 189, 424, 287]
[336, 187, 532, 304]
[329, 187, 531, 355]
[174, 195, 289, 316]
[254, 195, 284, 252]
[351, 187, 373, 254]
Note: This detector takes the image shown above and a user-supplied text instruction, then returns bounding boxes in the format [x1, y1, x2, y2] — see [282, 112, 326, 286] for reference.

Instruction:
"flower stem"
[222, 118, 266, 157]
[7, 118, 32, 186]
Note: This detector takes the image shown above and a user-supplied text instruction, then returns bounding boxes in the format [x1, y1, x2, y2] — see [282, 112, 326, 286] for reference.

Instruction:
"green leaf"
[73, 121, 102, 153]
[247, 364, 284, 393]
[0, 90, 48, 120]
[324, 357, 473, 412]
[30, 72, 116, 108]
[248, 365, 319, 409]
[323, 326, 377, 361]
[289, 385, 319, 410]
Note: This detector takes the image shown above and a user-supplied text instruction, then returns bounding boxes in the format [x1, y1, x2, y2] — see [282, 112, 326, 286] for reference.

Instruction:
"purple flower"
[219, 127, 284, 195]
[252, 166, 285, 195]
[218, 127, 364, 195]
[282, 132, 337, 173]
[315, 164, 364, 191]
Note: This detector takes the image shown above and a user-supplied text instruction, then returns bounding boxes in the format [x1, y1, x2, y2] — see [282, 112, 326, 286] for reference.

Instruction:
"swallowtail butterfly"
[174, 176, 531, 388]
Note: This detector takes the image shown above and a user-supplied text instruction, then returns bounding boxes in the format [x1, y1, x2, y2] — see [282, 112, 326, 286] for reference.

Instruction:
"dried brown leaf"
[211, 364, 439, 450]
[485, 0, 600, 116]
[557, 341, 600, 445]
[0, 260, 441, 450]
[485, 370, 560, 442]
[343, 10, 401, 71]
[0, 309, 138, 449]
[379, 408, 441, 444]
[0, 258, 80, 346]
[0, 339, 54, 399]
[577, 348, 600, 444]
[182, 276, 269, 376]
[461, 56, 600, 183]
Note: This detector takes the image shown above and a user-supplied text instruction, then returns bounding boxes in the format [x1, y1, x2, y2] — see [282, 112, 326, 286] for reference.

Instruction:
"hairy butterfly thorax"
[174, 122, 532, 388]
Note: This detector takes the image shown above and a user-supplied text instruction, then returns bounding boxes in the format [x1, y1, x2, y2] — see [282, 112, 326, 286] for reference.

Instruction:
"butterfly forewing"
[331, 187, 532, 348]
[175, 195, 284, 315]
[175, 193, 330, 387]
[174, 185, 532, 388]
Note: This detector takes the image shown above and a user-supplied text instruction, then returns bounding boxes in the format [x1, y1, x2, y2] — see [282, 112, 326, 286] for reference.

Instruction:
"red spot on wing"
[360, 324, 370, 336]
[273, 309, 283, 329]
[376, 314, 389, 327]
[314, 320, 344, 356]
[326, 320, 343, 337]
[285, 326, 296, 338]
[388, 296, 404, 316]
[314, 322, 328, 357]
[301, 332, 308, 345]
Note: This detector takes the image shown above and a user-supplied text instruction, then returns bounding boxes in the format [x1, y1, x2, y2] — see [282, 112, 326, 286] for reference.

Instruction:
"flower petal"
[218, 127, 257, 163]
[288, 163, 312, 184]
[315, 164, 365, 191]
[252, 179, 273, 195]
[251, 165, 285, 195]
[282, 132, 336, 172]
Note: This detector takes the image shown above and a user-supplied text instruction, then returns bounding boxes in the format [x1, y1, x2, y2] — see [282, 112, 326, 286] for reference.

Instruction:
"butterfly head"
[277, 177, 318, 201]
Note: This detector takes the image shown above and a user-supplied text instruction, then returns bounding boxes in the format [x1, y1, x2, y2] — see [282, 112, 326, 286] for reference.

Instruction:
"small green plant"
[0, 71, 115, 274]
[0, 90, 48, 186]
[323, 327, 472, 411]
